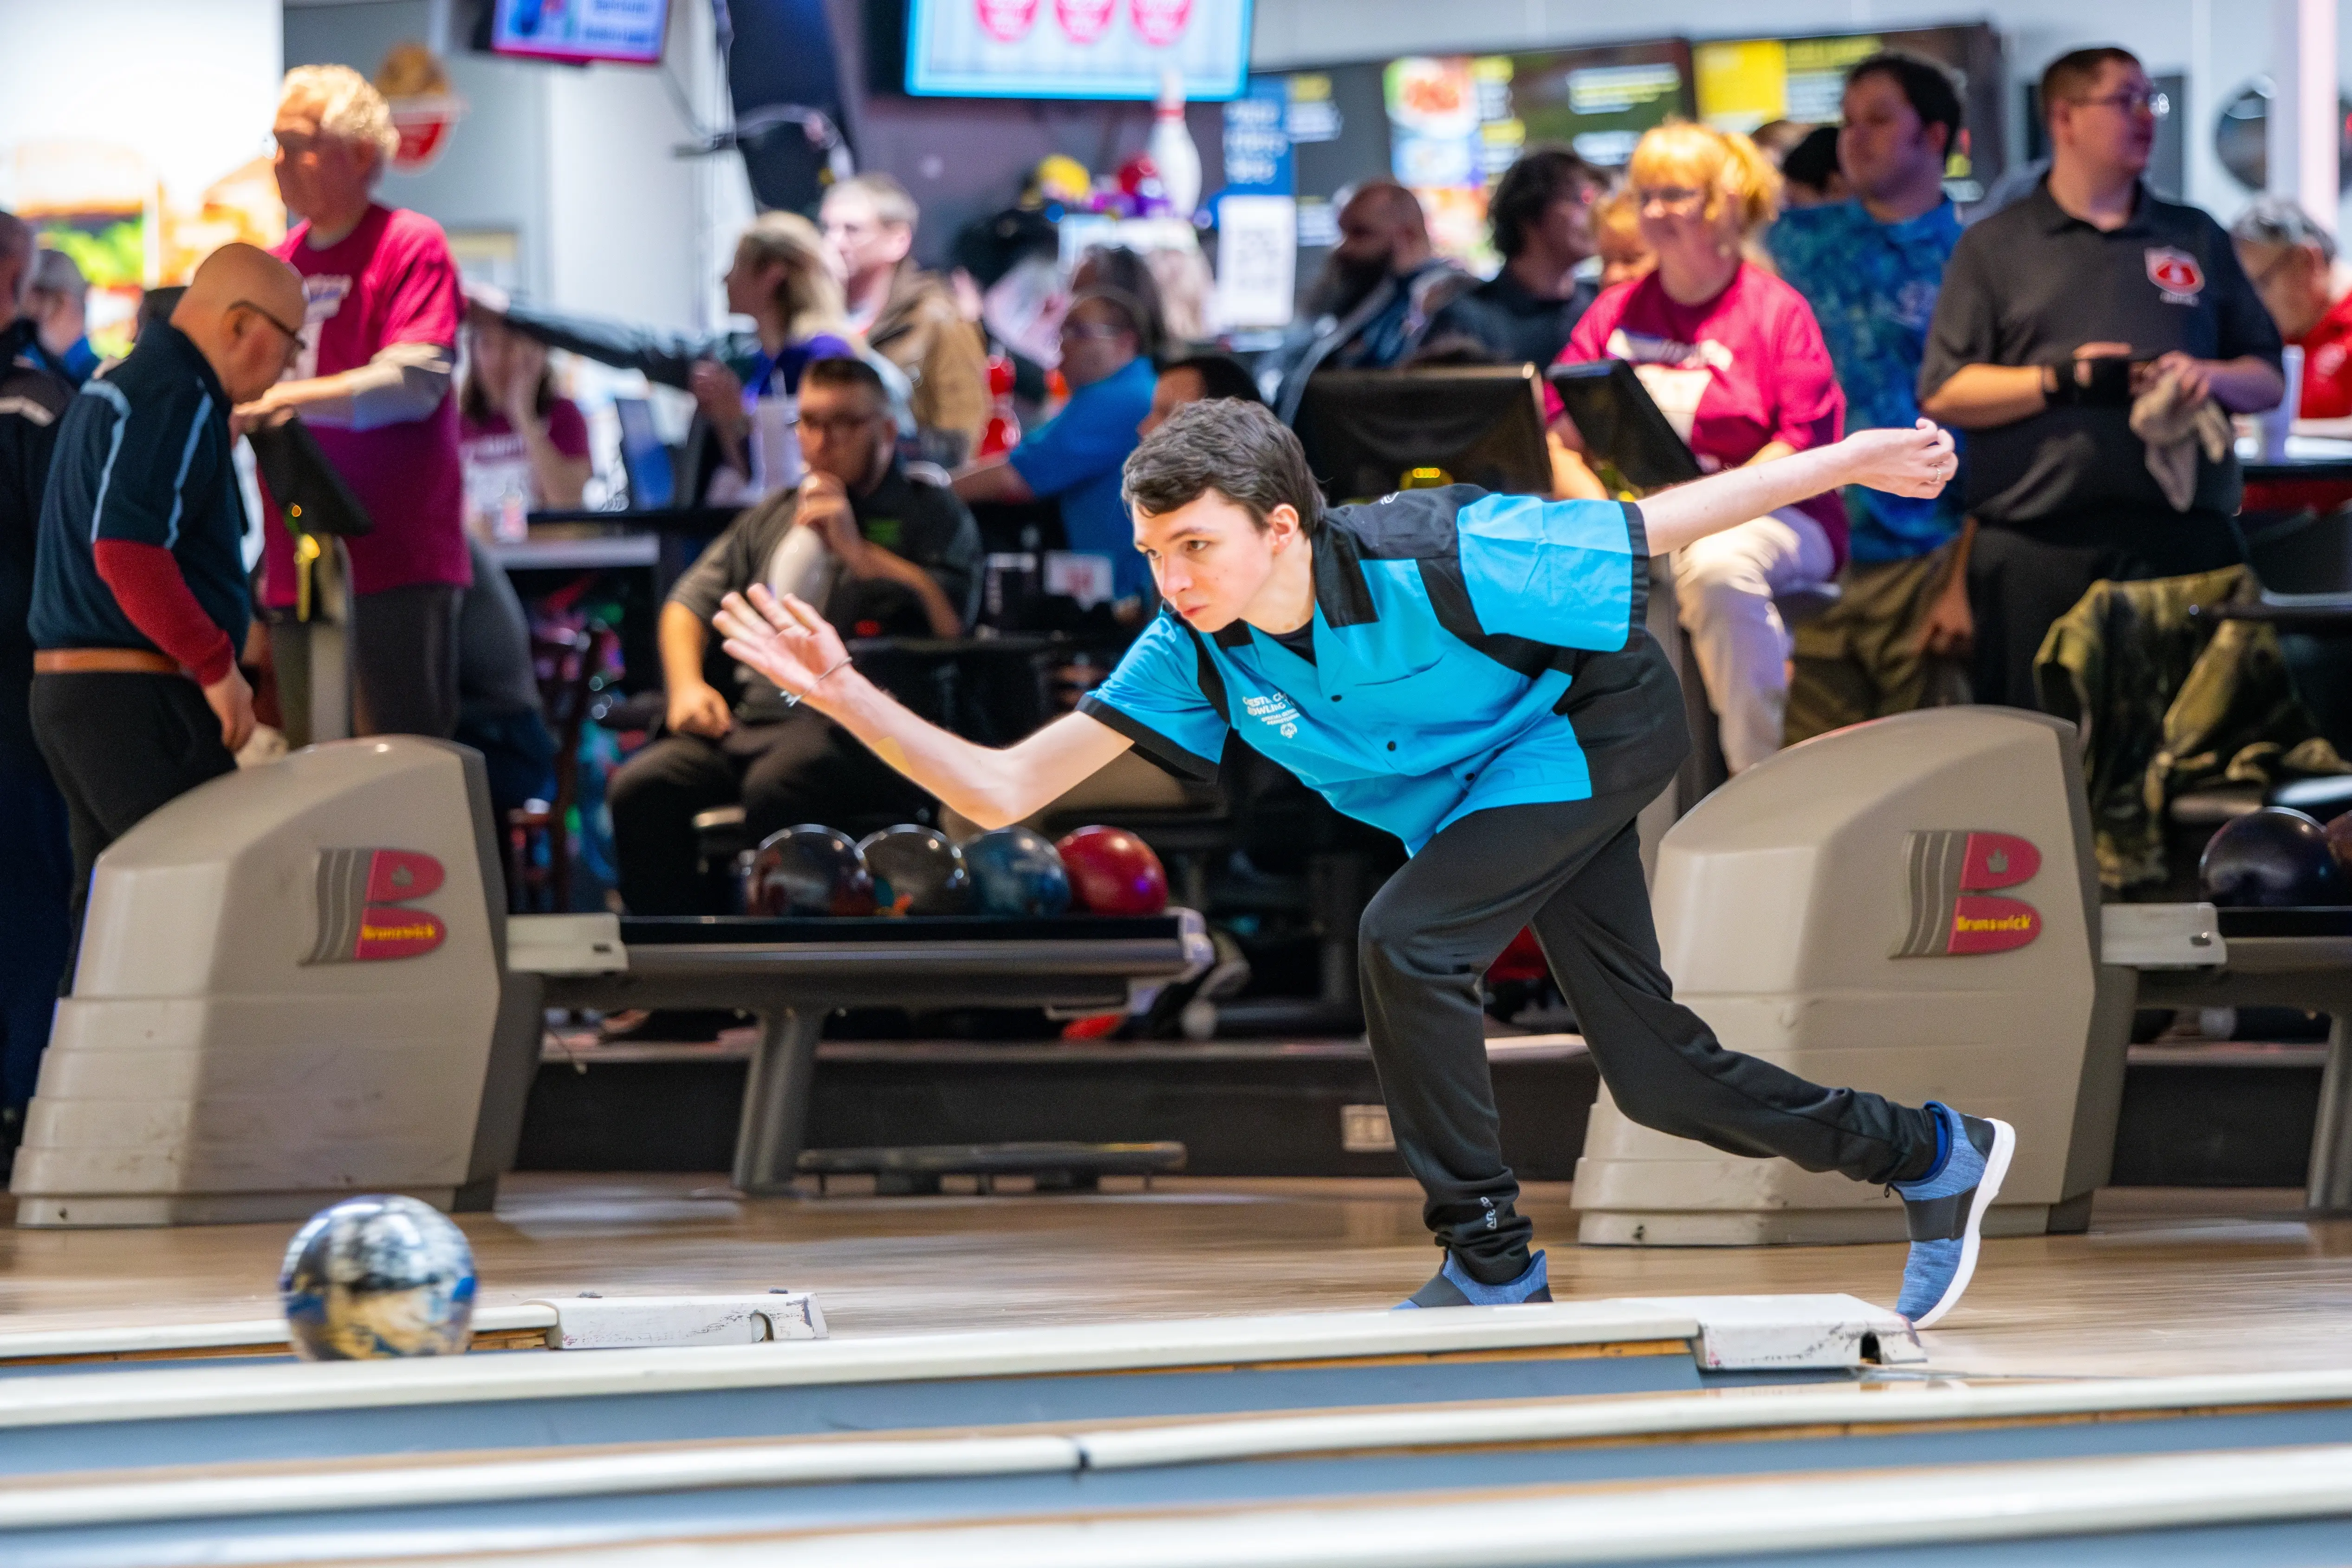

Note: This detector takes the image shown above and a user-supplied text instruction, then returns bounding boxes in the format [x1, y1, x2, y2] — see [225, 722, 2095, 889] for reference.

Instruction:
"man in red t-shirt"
[2233, 196, 2352, 515]
[236, 64, 468, 740]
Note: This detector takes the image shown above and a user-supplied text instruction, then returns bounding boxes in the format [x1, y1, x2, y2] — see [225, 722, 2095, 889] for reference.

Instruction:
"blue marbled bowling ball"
[279, 1195, 477, 1360]
[963, 826, 1072, 916]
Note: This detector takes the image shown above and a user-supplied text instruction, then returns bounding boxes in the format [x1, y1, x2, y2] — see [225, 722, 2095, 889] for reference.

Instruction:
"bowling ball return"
[9, 739, 1209, 1225]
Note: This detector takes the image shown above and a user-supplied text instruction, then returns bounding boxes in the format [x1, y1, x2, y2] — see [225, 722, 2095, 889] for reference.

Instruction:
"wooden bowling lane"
[2, 1178, 2349, 1378]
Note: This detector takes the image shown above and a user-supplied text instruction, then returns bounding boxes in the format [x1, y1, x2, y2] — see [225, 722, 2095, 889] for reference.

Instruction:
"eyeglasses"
[2073, 88, 2169, 119]
[232, 299, 305, 344]
[1060, 321, 1131, 341]
[1631, 185, 1706, 213]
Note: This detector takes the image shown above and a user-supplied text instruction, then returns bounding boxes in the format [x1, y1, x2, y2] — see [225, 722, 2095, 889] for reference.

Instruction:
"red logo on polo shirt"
[2145, 247, 2205, 304]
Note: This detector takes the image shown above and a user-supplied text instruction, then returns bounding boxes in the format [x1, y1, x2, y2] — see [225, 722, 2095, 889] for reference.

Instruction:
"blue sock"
[1894, 1103, 1977, 1199]
[1398, 1249, 1548, 1308]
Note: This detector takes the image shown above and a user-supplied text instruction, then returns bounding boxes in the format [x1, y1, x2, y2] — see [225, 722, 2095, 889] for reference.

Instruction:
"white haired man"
[237, 64, 469, 741]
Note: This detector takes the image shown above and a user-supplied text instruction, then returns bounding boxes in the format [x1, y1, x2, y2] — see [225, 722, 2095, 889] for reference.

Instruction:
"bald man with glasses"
[28, 244, 304, 950]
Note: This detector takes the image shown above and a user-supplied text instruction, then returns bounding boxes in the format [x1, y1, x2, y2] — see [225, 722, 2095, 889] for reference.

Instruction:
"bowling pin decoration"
[1149, 68, 1202, 220]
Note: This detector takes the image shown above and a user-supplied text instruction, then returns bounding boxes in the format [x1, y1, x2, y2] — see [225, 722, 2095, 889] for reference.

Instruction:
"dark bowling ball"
[743, 825, 877, 916]
[860, 825, 972, 915]
[963, 826, 1072, 916]
[2200, 807, 2345, 907]
[1053, 824, 1169, 915]
[2327, 811, 2352, 882]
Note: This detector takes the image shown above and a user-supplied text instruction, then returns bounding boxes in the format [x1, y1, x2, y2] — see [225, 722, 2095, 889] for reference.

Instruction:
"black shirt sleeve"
[1919, 226, 2002, 399]
[2203, 214, 2287, 367]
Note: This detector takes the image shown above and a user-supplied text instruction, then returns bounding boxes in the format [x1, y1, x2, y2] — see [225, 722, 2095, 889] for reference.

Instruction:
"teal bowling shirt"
[1077, 487, 1690, 852]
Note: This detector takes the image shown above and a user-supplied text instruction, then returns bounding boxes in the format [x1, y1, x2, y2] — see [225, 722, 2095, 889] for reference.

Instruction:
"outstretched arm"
[1638, 420, 1956, 555]
[713, 586, 1131, 827]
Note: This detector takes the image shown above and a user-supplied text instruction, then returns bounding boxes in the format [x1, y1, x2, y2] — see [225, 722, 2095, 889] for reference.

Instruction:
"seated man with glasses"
[955, 288, 1159, 611]
[608, 356, 980, 916]
[1920, 46, 2282, 709]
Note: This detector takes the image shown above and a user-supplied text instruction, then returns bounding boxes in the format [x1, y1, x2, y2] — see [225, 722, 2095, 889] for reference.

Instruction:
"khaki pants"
[1784, 539, 1971, 748]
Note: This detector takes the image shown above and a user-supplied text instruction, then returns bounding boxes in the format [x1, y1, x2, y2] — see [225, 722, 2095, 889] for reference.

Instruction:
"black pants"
[1359, 787, 1940, 1282]
[271, 584, 462, 743]
[608, 709, 929, 914]
[353, 584, 462, 739]
[0, 738, 72, 1109]
[29, 672, 237, 951]
[1967, 514, 2243, 710]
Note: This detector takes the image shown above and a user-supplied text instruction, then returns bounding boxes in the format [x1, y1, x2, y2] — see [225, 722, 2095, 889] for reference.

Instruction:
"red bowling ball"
[1054, 825, 1169, 916]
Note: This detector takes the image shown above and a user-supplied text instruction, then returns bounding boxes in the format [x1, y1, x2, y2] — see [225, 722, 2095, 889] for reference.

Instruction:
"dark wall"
[823, 0, 1223, 271]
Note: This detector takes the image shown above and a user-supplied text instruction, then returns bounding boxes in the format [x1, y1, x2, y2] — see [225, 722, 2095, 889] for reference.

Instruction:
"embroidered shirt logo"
[2145, 247, 2204, 305]
[1243, 692, 1302, 739]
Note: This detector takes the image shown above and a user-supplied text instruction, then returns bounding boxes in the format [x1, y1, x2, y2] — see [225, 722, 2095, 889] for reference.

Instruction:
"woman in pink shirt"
[459, 315, 591, 536]
[1550, 124, 1847, 774]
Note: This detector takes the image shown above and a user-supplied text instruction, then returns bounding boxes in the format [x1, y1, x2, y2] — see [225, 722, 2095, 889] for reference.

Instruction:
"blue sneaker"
[1891, 1104, 2016, 1328]
[1397, 1250, 1551, 1309]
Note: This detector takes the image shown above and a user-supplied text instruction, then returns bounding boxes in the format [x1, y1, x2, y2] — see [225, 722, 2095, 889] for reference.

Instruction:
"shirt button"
[1331, 694, 1342, 701]
[1386, 741, 1397, 751]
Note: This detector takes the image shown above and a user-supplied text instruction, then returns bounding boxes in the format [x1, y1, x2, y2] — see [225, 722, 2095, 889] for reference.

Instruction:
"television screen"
[905, 0, 1254, 100]
[487, 0, 671, 66]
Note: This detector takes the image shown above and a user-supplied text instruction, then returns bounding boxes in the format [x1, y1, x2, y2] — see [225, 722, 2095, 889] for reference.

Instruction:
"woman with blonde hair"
[1548, 121, 1846, 774]
[477, 209, 876, 505]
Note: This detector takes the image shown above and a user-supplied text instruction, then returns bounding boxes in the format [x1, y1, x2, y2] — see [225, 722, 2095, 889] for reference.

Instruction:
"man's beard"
[1306, 250, 1390, 319]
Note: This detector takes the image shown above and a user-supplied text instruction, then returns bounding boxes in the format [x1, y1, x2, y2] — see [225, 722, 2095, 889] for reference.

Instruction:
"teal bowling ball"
[279, 1195, 477, 1360]
[964, 826, 1072, 916]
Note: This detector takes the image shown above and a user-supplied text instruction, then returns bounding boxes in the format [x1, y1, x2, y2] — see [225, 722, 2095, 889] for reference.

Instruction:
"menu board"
[1383, 43, 1694, 272]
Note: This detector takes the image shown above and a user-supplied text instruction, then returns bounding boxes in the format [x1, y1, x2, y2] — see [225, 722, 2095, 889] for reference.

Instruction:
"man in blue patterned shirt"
[1769, 53, 1973, 742]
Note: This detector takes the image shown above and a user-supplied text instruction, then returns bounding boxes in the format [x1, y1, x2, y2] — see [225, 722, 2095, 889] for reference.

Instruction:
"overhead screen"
[904, 0, 1254, 99]
[485, 0, 671, 65]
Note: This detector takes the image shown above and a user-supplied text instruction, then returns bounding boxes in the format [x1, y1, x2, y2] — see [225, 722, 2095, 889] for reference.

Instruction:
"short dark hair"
[801, 354, 890, 409]
[1780, 125, 1843, 195]
[2041, 47, 2141, 117]
[1123, 399, 1323, 535]
[1161, 353, 1261, 405]
[1487, 145, 1603, 260]
[1846, 51, 1964, 152]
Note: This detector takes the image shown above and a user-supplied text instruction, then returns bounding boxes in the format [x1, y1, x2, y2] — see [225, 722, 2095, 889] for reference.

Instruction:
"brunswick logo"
[305, 848, 448, 964]
[1892, 830, 2042, 958]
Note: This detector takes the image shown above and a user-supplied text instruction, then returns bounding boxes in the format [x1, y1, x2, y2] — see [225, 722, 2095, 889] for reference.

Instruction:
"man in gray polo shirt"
[1919, 46, 2282, 707]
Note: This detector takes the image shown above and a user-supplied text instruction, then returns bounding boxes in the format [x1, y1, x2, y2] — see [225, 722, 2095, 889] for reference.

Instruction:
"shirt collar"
[143, 320, 229, 407]
[2033, 176, 2151, 235]
[1202, 514, 1383, 653]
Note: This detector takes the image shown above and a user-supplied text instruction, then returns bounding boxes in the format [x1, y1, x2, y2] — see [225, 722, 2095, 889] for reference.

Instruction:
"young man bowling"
[715, 400, 2013, 1327]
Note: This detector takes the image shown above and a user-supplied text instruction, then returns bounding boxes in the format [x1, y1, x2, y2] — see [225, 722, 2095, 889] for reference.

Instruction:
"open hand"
[714, 585, 853, 709]
[1842, 419, 1958, 498]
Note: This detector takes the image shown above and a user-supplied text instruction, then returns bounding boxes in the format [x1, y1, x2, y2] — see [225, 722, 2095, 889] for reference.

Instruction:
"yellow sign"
[1694, 40, 1786, 133]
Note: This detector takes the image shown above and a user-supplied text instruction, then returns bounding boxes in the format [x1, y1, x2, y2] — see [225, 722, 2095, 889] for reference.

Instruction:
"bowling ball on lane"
[1054, 824, 1169, 915]
[2200, 807, 2345, 907]
[964, 826, 1072, 916]
[280, 1194, 476, 1361]
[744, 825, 877, 917]
[860, 824, 973, 915]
